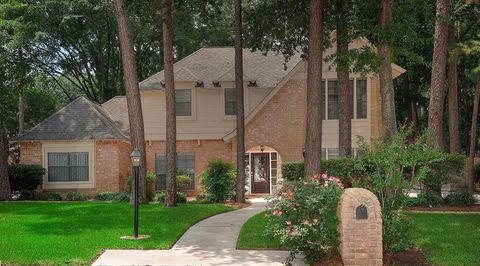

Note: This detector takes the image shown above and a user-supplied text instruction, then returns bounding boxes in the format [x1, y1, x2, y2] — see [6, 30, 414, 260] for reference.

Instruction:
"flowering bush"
[265, 174, 344, 264]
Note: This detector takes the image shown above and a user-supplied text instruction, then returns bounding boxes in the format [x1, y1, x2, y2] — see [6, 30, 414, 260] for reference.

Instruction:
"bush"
[200, 159, 236, 202]
[195, 192, 216, 203]
[153, 191, 187, 204]
[93, 192, 130, 202]
[265, 175, 344, 264]
[474, 164, 480, 182]
[409, 192, 444, 207]
[127, 172, 158, 192]
[445, 191, 475, 206]
[282, 162, 304, 181]
[47, 192, 63, 201]
[65, 192, 87, 201]
[8, 164, 45, 193]
[176, 174, 192, 191]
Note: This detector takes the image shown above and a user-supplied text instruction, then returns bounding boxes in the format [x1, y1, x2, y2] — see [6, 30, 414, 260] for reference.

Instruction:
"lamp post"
[130, 149, 141, 239]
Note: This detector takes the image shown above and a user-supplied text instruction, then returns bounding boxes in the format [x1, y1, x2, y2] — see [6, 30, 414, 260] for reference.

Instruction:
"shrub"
[47, 192, 63, 201]
[176, 174, 192, 191]
[8, 164, 45, 193]
[153, 191, 187, 204]
[282, 162, 304, 181]
[195, 192, 216, 203]
[265, 175, 344, 264]
[127, 172, 158, 192]
[445, 191, 475, 206]
[93, 192, 131, 202]
[409, 192, 444, 207]
[65, 192, 87, 201]
[113, 192, 130, 202]
[200, 159, 236, 202]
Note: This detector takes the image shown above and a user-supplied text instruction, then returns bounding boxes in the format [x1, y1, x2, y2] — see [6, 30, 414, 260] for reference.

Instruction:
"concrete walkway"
[93, 198, 306, 265]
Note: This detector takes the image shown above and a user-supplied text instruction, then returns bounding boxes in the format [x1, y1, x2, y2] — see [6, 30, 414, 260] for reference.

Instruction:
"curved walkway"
[93, 198, 306, 265]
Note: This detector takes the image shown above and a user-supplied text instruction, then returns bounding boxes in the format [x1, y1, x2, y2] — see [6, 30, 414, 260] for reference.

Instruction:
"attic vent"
[195, 81, 204, 87]
[248, 80, 258, 87]
[212, 81, 221, 87]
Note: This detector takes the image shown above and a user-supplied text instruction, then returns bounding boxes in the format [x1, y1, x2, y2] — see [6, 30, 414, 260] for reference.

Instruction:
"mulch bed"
[384, 248, 430, 266]
[409, 205, 480, 212]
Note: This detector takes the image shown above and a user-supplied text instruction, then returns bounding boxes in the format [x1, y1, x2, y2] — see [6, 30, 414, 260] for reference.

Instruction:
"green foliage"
[176, 174, 192, 191]
[47, 192, 63, 201]
[127, 172, 157, 192]
[194, 192, 216, 204]
[94, 192, 130, 202]
[409, 192, 444, 207]
[265, 176, 344, 264]
[153, 191, 187, 204]
[7, 164, 45, 192]
[281, 162, 304, 181]
[445, 191, 475, 206]
[200, 159, 236, 202]
[474, 164, 480, 181]
[64, 192, 87, 201]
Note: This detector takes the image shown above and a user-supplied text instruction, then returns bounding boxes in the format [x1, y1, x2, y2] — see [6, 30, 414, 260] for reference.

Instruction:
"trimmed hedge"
[8, 164, 45, 192]
[94, 192, 130, 202]
[281, 158, 359, 185]
[154, 191, 187, 204]
[445, 191, 475, 206]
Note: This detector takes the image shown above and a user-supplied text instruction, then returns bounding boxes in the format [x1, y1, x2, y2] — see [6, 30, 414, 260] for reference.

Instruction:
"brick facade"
[337, 188, 383, 265]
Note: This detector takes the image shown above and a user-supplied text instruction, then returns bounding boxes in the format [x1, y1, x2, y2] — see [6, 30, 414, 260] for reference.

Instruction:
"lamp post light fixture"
[260, 145, 265, 153]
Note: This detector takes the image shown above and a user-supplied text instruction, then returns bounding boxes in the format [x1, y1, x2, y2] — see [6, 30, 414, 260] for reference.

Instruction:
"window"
[327, 148, 339, 159]
[155, 153, 195, 190]
[321, 148, 326, 160]
[48, 152, 89, 182]
[356, 79, 367, 119]
[224, 88, 236, 116]
[355, 148, 365, 157]
[175, 89, 192, 116]
[327, 80, 339, 119]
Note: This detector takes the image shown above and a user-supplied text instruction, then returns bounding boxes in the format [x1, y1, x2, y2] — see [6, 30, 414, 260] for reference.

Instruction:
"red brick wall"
[145, 139, 232, 194]
[19, 142, 42, 165]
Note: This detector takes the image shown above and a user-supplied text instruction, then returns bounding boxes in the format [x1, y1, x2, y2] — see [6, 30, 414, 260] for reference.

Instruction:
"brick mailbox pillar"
[337, 188, 383, 265]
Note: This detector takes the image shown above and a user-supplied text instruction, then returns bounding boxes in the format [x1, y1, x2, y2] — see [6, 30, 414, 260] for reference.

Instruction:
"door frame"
[250, 152, 270, 194]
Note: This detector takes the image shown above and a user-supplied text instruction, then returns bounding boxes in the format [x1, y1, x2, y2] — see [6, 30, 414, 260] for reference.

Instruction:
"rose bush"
[264, 174, 344, 264]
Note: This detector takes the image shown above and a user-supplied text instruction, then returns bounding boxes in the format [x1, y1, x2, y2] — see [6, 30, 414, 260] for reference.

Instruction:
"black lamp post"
[130, 149, 141, 238]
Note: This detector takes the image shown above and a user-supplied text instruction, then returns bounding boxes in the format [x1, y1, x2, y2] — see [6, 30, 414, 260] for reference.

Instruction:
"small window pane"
[328, 148, 339, 159]
[271, 169, 277, 178]
[356, 79, 367, 119]
[271, 177, 277, 186]
[321, 148, 326, 160]
[356, 148, 365, 157]
[271, 152, 277, 161]
[155, 154, 166, 190]
[328, 80, 339, 119]
[69, 153, 88, 181]
[225, 88, 236, 116]
[175, 89, 192, 116]
[178, 153, 195, 189]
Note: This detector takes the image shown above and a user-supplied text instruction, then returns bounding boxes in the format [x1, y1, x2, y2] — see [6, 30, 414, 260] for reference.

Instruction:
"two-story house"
[15, 37, 405, 195]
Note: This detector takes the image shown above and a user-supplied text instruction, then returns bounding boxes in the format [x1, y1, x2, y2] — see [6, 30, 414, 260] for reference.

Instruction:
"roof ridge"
[214, 65, 254, 82]
[84, 99, 128, 140]
[102, 95, 126, 107]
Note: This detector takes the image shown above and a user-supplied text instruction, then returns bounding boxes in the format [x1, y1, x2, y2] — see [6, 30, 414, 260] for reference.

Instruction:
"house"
[15, 37, 405, 195]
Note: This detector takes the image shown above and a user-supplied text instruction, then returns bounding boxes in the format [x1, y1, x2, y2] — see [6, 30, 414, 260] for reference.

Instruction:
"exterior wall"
[19, 142, 42, 165]
[145, 139, 232, 195]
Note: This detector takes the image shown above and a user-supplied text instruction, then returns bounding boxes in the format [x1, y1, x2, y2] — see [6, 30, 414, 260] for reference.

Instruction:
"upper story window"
[325, 78, 368, 120]
[224, 88, 236, 116]
[175, 89, 192, 116]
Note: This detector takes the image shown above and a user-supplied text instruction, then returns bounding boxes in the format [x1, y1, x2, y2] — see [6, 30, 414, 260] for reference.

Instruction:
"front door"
[251, 153, 270, 194]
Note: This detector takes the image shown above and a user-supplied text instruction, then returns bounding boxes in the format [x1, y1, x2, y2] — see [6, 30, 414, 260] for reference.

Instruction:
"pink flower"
[295, 203, 300, 207]
[313, 218, 318, 224]
[304, 219, 310, 225]
[286, 220, 292, 225]
[321, 173, 328, 179]
[278, 211, 283, 216]
[290, 228, 298, 236]
[304, 181, 308, 185]
[273, 210, 278, 216]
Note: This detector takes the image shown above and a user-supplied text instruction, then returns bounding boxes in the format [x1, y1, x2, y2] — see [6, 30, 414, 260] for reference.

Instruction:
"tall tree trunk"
[113, 0, 147, 203]
[337, 0, 352, 158]
[304, 0, 324, 177]
[448, 25, 461, 153]
[234, 0, 245, 203]
[466, 74, 480, 193]
[18, 94, 25, 135]
[379, 0, 397, 142]
[405, 76, 419, 135]
[0, 121, 11, 201]
[428, 0, 453, 150]
[163, 0, 177, 207]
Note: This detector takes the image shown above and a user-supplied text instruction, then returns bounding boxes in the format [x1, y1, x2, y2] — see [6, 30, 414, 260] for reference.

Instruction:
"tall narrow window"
[224, 88, 236, 116]
[349, 79, 354, 119]
[48, 152, 89, 182]
[328, 80, 339, 119]
[270, 152, 278, 193]
[175, 89, 192, 116]
[356, 79, 367, 119]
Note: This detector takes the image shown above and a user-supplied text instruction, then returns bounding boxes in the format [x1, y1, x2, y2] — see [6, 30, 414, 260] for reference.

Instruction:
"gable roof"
[15, 97, 128, 142]
[139, 47, 302, 89]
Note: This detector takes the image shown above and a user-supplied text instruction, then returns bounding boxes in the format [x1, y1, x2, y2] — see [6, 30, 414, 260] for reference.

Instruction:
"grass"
[0, 201, 232, 265]
[236, 212, 284, 249]
[237, 211, 480, 266]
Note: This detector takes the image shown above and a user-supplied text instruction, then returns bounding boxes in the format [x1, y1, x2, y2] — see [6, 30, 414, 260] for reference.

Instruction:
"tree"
[113, 0, 147, 204]
[163, 0, 177, 208]
[0, 120, 11, 201]
[428, 0, 453, 150]
[378, 0, 397, 142]
[234, 0, 245, 203]
[448, 24, 461, 153]
[466, 69, 480, 193]
[304, 0, 325, 177]
[337, 0, 352, 157]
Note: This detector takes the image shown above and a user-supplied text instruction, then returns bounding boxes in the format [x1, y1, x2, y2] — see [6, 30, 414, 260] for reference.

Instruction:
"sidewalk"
[93, 199, 305, 265]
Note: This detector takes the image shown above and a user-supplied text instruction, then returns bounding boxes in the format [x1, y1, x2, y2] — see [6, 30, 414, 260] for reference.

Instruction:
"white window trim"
[42, 142, 95, 189]
[176, 88, 196, 120]
[222, 87, 237, 119]
[324, 78, 370, 121]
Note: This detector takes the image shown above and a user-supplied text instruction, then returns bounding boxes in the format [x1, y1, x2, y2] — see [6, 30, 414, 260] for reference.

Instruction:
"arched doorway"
[245, 145, 282, 195]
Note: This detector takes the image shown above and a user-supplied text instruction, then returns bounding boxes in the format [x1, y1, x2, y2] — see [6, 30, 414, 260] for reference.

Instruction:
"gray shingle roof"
[15, 97, 128, 141]
[139, 47, 302, 89]
[101, 96, 130, 136]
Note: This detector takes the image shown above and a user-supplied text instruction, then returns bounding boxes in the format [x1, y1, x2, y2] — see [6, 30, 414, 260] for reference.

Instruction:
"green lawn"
[237, 211, 480, 266]
[0, 202, 232, 265]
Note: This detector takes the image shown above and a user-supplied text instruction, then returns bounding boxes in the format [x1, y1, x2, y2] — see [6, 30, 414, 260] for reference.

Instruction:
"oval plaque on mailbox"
[356, 204, 368, 219]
